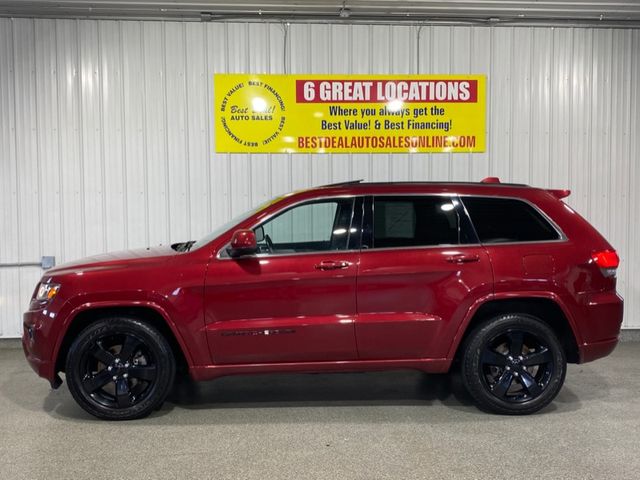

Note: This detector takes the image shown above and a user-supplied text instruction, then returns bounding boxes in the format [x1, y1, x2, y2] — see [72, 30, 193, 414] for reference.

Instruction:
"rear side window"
[372, 196, 459, 248]
[462, 197, 560, 243]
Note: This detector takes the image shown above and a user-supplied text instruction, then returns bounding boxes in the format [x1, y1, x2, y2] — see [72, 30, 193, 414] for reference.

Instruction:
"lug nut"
[114, 358, 120, 364]
[124, 362, 130, 368]
[107, 366, 112, 372]
[112, 376, 117, 381]
[514, 372, 519, 377]
[506, 366, 511, 371]
[123, 373, 129, 379]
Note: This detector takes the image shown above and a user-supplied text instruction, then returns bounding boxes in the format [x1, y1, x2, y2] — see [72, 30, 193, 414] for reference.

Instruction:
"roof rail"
[319, 179, 364, 188]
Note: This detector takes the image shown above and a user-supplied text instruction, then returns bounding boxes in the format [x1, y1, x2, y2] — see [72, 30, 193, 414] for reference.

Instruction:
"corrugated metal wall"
[1, 18, 639, 337]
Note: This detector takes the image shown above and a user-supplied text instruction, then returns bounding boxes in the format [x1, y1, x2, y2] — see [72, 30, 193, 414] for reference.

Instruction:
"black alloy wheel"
[66, 317, 175, 420]
[461, 314, 566, 415]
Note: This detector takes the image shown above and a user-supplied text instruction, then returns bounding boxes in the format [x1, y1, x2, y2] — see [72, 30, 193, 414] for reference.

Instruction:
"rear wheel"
[65, 317, 176, 420]
[461, 314, 566, 415]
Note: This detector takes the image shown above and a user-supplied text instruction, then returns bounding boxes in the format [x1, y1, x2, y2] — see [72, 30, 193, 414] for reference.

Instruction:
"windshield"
[190, 195, 286, 251]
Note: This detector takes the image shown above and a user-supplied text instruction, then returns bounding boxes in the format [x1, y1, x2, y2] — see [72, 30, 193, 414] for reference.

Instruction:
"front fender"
[51, 291, 201, 373]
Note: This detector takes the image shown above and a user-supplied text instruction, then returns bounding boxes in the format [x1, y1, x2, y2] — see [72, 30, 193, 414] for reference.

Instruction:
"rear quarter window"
[462, 197, 561, 243]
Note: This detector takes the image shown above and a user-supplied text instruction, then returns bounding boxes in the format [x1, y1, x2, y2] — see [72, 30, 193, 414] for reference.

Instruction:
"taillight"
[591, 250, 619, 277]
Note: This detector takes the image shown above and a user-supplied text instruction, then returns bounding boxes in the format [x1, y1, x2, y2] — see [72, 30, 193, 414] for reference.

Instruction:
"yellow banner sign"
[214, 74, 485, 154]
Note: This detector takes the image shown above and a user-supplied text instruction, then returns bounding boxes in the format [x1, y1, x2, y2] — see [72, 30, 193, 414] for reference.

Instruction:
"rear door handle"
[314, 260, 351, 271]
[445, 254, 480, 264]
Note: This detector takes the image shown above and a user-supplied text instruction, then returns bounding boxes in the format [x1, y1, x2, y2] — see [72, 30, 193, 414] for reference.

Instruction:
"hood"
[46, 245, 177, 275]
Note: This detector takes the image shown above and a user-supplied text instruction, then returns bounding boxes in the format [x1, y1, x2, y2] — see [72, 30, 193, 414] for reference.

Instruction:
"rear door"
[460, 196, 567, 296]
[355, 195, 493, 360]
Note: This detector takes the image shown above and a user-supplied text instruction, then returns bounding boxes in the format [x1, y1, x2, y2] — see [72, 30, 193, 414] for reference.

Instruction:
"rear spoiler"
[480, 177, 570, 200]
[546, 189, 571, 199]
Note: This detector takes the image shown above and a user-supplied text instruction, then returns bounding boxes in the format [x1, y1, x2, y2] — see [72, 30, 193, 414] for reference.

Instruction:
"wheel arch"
[450, 296, 580, 364]
[54, 304, 191, 376]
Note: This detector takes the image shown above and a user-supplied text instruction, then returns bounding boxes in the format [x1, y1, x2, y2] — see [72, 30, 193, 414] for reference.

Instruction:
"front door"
[355, 195, 493, 360]
[204, 197, 362, 364]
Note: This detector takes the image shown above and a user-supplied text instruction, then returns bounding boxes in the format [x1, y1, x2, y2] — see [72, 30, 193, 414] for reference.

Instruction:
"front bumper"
[22, 309, 62, 388]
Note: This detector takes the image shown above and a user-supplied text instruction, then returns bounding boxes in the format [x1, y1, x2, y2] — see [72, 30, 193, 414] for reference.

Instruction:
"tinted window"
[255, 199, 354, 254]
[372, 196, 459, 248]
[462, 197, 560, 243]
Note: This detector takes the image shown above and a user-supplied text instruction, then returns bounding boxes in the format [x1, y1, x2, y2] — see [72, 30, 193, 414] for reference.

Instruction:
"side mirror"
[227, 229, 257, 258]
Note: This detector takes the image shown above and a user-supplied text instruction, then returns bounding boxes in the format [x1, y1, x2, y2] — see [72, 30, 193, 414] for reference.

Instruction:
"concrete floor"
[1, 343, 639, 480]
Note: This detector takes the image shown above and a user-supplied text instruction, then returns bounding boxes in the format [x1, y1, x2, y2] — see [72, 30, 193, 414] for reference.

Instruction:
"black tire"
[65, 317, 176, 420]
[461, 313, 566, 415]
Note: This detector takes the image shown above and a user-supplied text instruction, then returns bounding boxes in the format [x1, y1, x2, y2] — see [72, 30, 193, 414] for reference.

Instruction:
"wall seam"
[548, 27, 555, 187]
[162, 21, 171, 242]
[204, 23, 213, 231]
[140, 21, 150, 246]
[182, 22, 192, 239]
[224, 22, 232, 220]
[9, 18, 20, 337]
[74, 18, 87, 256]
[32, 20, 44, 266]
[606, 29, 614, 237]
[567, 28, 574, 189]
[587, 32, 595, 217]
[118, 20, 129, 249]
[97, 21, 108, 252]
[54, 20, 65, 262]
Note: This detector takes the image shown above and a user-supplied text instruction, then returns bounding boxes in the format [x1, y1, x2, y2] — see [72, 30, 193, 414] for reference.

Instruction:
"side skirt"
[189, 357, 452, 382]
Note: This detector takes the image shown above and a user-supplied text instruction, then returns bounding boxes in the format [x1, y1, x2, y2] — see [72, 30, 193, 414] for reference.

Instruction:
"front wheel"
[461, 314, 566, 415]
[66, 317, 176, 420]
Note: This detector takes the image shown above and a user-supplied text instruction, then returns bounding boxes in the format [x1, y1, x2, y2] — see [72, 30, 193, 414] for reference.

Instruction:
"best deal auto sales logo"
[218, 79, 286, 147]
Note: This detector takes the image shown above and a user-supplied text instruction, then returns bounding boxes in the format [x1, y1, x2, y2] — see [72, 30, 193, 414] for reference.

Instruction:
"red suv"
[23, 179, 623, 420]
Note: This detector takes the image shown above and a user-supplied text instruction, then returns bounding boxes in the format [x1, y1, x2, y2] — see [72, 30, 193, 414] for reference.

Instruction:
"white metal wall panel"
[0, 18, 639, 338]
[0, 18, 18, 337]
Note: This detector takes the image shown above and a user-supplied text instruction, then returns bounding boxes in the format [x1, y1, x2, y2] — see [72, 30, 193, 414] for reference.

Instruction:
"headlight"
[36, 283, 60, 301]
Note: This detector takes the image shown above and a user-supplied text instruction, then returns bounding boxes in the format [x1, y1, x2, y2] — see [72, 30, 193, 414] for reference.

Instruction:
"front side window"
[254, 198, 355, 254]
[371, 196, 459, 248]
[462, 197, 561, 243]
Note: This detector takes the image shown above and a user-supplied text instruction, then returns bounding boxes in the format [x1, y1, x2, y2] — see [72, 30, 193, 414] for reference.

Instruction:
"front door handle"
[445, 254, 480, 264]
[315, 260, 351, 271]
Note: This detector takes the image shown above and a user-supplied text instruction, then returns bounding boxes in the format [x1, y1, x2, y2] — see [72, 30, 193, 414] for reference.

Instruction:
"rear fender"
[446, 291, 582, 360]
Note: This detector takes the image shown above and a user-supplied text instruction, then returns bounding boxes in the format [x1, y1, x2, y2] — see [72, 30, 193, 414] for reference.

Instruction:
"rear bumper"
[579, 336, 619, 363]
[576, 291, 623, 363]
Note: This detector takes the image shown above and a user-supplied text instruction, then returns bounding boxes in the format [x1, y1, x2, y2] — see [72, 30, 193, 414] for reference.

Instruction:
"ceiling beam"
[1, 1, 639, 27]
